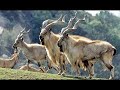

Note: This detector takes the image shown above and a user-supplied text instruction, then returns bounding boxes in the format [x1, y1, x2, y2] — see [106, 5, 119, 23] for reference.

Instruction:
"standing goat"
[13, 29, 51, 71]
[39, 13, 92, 75]
[57, 17, 116, 79]
[39, 14, 71, 75]
[0, 51, 19, 68]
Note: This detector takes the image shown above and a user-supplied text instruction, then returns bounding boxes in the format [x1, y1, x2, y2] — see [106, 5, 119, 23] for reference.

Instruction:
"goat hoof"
[61, 72, 65, 76]
[58, 72, 61, 75]
[109, 76, 114, 80]
[89, 75, 94, 79]
[89, 76, 93, 79]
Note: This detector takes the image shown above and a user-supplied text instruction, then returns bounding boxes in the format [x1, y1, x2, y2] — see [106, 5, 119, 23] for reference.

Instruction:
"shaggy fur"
[39, 14, 93, 75]
[58, 33, 116, 79]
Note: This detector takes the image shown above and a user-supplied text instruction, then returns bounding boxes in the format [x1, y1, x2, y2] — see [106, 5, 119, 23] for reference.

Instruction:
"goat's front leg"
[76, 60, 81, 76]
[72, 60, 80, 77]
[58, 58, 64, 75]
[87, 61, 94, 79]
[27, 59, 31, 65]
[37, 62, 41, 67]
[61, 60, 66, 76]
[27, 59, 31, 70]
[11, 66, 14, 69]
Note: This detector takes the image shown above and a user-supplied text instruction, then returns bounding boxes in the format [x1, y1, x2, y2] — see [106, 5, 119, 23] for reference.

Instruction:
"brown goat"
[0, 51, 19, 68]
[39, 14, 81, 75]
[57, 17, 116, 79]
[19, 64, 46, 73]
[39, 13, 93, 75]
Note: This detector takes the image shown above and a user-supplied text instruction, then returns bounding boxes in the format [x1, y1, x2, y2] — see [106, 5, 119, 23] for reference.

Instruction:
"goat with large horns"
[39, 14, 68, 75]
[39, 12, 92, 75]
[57, 16, 116, 79]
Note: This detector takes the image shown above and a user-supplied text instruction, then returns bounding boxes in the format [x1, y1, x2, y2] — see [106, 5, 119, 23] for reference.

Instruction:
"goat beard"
[59, 45, 64, 52]
[41, 40, 44, 45]
[40, 38, 44, 45]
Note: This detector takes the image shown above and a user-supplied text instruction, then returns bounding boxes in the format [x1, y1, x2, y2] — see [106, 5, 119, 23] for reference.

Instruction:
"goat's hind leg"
[101, 52, 114, 80]
[87, 61, 94, 79]
[73, 60, 80, 77]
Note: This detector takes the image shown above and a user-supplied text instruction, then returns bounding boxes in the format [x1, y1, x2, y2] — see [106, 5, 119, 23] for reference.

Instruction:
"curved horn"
[72, 18, 85, 29]
[20, 28, 26, 34]
[57, 14, 64, 21]
[67, 11, 77, 28]
[17, 28, 30, 39]
[17, 28, 25, 38]
[63, 18, 84, 34]
[44, 14, 66, 30]
[60, 12, 77, 34]
[22, 29, 30, 35]
[62, 14, 66, 23]
[41, 19, 55, 29]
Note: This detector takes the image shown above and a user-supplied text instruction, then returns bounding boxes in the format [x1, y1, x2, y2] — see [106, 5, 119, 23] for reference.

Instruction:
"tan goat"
[39, 14, 82, 75]
[19, 64, 46, 73]
[0, 51, 19, 68]
[39, 12, 93, 75]
[13, 29, 51, 71]
[57, 18, 116, 79]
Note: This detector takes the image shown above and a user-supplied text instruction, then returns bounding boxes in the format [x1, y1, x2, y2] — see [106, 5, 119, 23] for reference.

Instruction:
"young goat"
[0, 51, 19, 68]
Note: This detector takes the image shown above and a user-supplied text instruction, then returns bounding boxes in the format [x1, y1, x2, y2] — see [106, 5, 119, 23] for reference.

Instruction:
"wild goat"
[57, 17, 116, 79]
[39, 14, 71, 75]
[39, 13, 93, 75]
[19, 64, 46, 73]
[13, 29, 51, 71]
[0, 51, 19, 68]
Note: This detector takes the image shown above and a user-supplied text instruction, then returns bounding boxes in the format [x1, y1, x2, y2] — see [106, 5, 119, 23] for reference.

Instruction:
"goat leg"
[37, 62, 41, 67]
